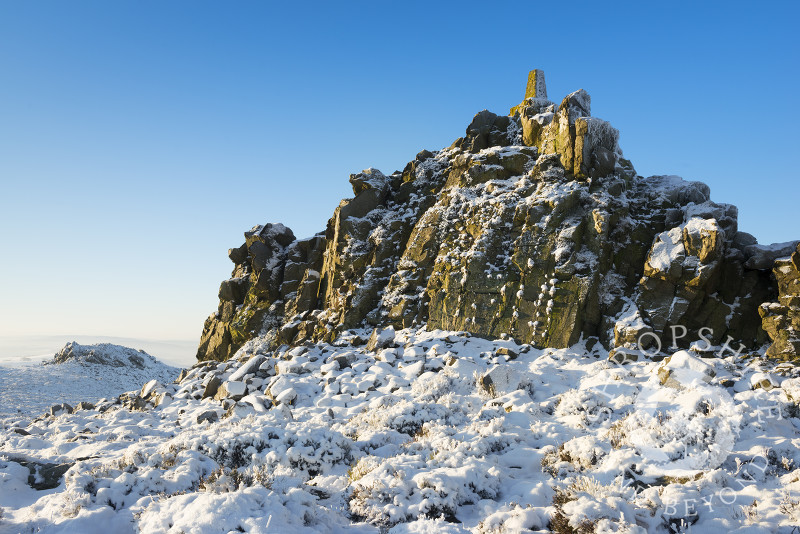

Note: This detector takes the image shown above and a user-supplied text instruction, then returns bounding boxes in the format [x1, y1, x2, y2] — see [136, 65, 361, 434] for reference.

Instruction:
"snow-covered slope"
[0, 342, 179, 423]
[1, 329, 799, 533]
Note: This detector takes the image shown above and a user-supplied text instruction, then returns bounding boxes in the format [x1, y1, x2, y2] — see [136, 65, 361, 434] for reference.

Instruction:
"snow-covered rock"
[215, 380, 247, 400]
[478, 365, 521, 396]
[656, 350, 716, 389]
[49, 341, 162, 370]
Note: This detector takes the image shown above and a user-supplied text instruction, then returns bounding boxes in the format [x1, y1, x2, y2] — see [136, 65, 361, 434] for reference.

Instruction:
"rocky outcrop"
[196, 70, 793, 361]
[196, 223, 299, 361]
[49, 342, 158, 369]
[759, 243, 800, 359]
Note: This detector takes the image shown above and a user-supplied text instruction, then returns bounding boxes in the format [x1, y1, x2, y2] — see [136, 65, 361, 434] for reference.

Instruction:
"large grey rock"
[196, 410, 219, 424]
[366, 327, 396, 352]
[49, 403, 73, 417]
[196, 223, 297, 361]
[228, 354, 267, 382]
[454, 110, 514, 152]
[214, 380, 247, 401]
[744, 241, 800, 270]
[9, 458, 74, 490]
[479, 365, 521, 396]
[202, 375, 222, 399]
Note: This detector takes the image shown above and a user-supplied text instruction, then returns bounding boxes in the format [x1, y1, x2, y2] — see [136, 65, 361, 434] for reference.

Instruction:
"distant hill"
[0, 342, 179, 421]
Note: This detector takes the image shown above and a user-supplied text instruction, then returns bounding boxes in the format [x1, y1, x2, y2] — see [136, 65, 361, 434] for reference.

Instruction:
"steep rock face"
[196, 70, 790, 361]
[197, 223, 297, 361]
[759, 243, 800, 359]
[49, 342, 161, 369]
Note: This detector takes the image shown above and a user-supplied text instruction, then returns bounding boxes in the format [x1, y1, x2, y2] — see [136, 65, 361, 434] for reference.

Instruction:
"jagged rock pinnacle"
[524, 69, 547, 100]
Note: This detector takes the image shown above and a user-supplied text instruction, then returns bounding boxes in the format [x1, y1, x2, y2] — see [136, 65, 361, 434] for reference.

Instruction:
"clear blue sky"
[0, 1, 797, 343]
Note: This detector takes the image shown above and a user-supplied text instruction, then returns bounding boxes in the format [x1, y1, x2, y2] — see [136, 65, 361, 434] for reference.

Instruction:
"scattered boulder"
[10, 458, 74, 490]
[228, 354, 267, 382]
[140, 379, 161, 399]
[49, 403, 73, 417]
[258, 359, 277, 377]
[275, 388, 297, 405]
[118, 393, 148, 411]
[750, 372, 779, 391]
[334, 356, 351, 370]
[214, 381, 247, 401]
[196, 410, 219, 424]
[241, 394, 271, 413]
[366, 327, 397, 352]
[656, 351, 716, 389]
[479, 365, 521, 397]
[328, 351, 356, 370]
[202, 375, 223, 399]
[608, 347, 640, 364]
[495, 347, 519, 360]
[176, 368, 189, 383]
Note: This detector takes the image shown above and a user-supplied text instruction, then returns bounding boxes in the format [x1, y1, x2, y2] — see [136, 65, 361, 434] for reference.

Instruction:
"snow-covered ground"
[1, 328, 799, 533]
[0, 342, 180, 422]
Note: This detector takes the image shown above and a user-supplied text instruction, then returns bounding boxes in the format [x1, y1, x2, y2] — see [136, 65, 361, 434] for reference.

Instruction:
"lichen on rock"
[759, 243, 800, 359]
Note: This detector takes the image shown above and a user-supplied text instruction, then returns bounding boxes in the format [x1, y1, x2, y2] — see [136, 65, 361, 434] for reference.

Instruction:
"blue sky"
[0, 1, 797, 345]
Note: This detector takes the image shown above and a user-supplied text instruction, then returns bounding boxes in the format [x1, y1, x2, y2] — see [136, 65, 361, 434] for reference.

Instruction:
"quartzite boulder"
[195, 70, 794, 361]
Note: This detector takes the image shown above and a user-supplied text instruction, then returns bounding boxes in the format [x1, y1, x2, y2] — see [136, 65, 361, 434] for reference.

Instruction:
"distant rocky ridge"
[48, 341, 161, 369]
[1, 342, 179, 421]
[196, 70, 799, 362]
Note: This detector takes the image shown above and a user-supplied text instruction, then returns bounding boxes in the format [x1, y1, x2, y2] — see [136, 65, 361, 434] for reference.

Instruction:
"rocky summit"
[197, 70, 798, 362]
[49, 341, 159, 369]
[5, 70, 800, 534]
